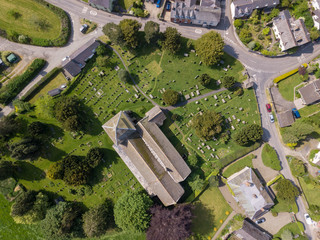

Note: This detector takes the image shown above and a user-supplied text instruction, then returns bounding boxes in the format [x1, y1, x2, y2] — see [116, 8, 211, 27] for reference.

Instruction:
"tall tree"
[114, 191, 153, 232]
[119, 19, 142, 49]
[86, 147, 103, 168]
[275, 179, 299, 203]
[62, 155, 90, 186]
[189, 174, 205, 192]
[0, 161, 17, 180]
[0, 114, 21, 136]
[199, 73, 211, 86]
[144, 21, 160, 44]
[162, 27, 181, 54]
[233, 124, 263, 146]
[162, 89, 179, 106]
[11, 190, 37, 216]
[118, 69, 130, 83]
[146, 204, 193, 240]
[28, 121, 47, 137]
[102, 23, 123, 45]
[222, 76, 236, 89]
[195, 31, 224, 66]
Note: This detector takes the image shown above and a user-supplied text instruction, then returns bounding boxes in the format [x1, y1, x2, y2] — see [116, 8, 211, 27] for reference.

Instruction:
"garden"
[273, 222, 307, 240]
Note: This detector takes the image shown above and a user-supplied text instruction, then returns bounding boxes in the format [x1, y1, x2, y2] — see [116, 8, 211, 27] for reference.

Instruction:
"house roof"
[232, 0, 279, 18]
[277, 110, 295, 128]
[298, 80, 320, 105]
[234, 219, 273, 240]
[89, 0, 112, 8]
[227, 167, 274, 219]
[48, 88, 62, 97]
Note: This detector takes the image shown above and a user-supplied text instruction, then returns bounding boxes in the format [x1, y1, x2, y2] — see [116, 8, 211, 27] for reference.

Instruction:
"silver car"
[269, 114, 274, 123]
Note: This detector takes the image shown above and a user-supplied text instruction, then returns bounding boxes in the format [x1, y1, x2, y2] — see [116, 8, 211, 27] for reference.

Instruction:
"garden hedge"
[266, 174, 284, 186]
[0, 59, 46, 104]
[273, 63, 308, 83]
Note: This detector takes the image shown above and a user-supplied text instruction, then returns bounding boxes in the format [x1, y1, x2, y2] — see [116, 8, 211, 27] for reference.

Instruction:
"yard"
[222, 154, 255, 178]
[273, 222, 307, 240]
[298, 103, 320, 117]
[277, 72, 304, 102]
[299, 178, 320, 207]
[118, 0, 136, 10]
[0, 0, 61, 40]
[192, 186, 232, 239]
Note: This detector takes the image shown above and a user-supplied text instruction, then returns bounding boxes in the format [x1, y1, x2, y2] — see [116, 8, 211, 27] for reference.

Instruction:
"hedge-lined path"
[211, 211, 236, 240]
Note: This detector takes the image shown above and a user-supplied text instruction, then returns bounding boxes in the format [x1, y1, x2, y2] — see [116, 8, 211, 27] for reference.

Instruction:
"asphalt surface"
[0, 0, 317, 237]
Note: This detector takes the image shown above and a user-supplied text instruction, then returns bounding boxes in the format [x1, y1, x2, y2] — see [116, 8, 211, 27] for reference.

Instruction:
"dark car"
[266, 103, 272, 112]
[292, 108, 301, 118]
[255, 218, 266, 224]
[166, 1, 171, 10]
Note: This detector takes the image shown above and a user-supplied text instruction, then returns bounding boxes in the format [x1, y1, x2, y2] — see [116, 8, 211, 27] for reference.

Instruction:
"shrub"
[273, 64, 307, 83]
[262, 27, 270, 35]
[287, 156, 306, 177]
[233, 19, 243, 29]
[162, 89, 179, 106]
[239, 29, 252, 44]
[198, 73, 211, 86]
[261, 144, 281, 171]
[234, 88, 244, 96]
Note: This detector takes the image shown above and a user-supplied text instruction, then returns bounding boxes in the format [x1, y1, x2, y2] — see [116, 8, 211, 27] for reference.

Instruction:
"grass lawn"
[273, 222, 307, 240]
[222, 154, 255, 178]
[298, 103, 320, 117]
[278, 72, 303, 102]
[29, 72, 67, 104]
[261, 143, 281, 171]
[118, 0, 136, 10]
[271, 198, 298, 214]
[192, 186, 232, 239]
[299, 177, 320, 206]
[0, 0, 61, 40]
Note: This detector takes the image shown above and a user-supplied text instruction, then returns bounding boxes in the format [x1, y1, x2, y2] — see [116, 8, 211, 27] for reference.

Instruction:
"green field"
[299, 178, 320, 206]
[278, 72, 303, 102]
[192, 186, 232, 239]
[0, 0, 61, 40]
[222, 154, 255, 178]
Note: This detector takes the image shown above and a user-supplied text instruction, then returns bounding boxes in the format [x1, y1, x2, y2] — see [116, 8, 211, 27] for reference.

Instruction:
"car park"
[255, 218, 266, 224]
[269, 114, 274, 123]
[266, 103, 271, 112]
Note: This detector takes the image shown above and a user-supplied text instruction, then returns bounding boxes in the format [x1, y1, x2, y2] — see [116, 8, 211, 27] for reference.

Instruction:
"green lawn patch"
[299, 103, 320, 117]
[273, 222, 307, 240]
[118, 0, 136, 10]
[299, 177, 320, 206]
[80, 18, 97, 34]
[222, 154, 255, 178]
[277, 72, 303, 102]
[192, 186, 232, 239]
[271, 198, 298, 214]
[261, 143, 281, 171]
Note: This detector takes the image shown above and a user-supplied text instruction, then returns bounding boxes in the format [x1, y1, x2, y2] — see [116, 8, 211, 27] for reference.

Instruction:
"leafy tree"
[239, 29, 252, 44]
[288, 156, 306, 177]
[119, 19, 142, 49]
[298, 66, 307, 75]
[86, 148, 103, 168]
[282, 121, 314, 144]
[233, 124, 263, 146]
[63, 115, 82, 132]
[28, 121, 47, 137]
[187, 154, 199, 168]
[281, 229, 293, 240]
[222, 76, 236, 89]
[83, 200, 113, 237]
[96, 55, 110, 68]
[103, 23, 123, 45]
[162, 27, 181, 54]
[9, 138, 39, 160]
[162, 89, 179, 106]
[189, 174, 205, 192]
[191, 110, 223, 140]
[96, 44, 108, 56]
[62, 155, 90, 186]
[208, 175, 220, 187]
[0, 161, 17, 180]
[195, 31, 224, 66]
[281, 0, 291, 8]
[144, 21, 160, 44]
[11, 190, 37, 216]
[234, 19, 243, 29]
[146, 204, 193, 240]
[118, 69, 130, 83]
[275, 179, 299, 203]
[310, 28, 320, 41]
[13, 99, 31, 113]
[199, 74, 211, 86]
[0, 114, 21, 136]
[114, 191, 152, 232]
[171, 113, 179, 121]
[47, 161, 64, 180]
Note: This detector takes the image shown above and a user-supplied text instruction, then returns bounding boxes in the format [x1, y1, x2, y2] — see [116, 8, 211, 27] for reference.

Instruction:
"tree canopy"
[162, 27, 181, 54]
[0, 161, 17, 180]
[195, 31, 224, 66]
[102, 23, 123, 45]
[189, 174, 205, 192]
[162, 89, 179, 106]
[85, 147, 103, 168]
[144, 21, 160, 44]
[62, 155, 90, 186]
[233, 124, 263, 146]
[199, 73, 211, 86]
[9, 138, 40, 160]
[282, 121, 314, 144]
[28, 121, 47, 137]
[118, 69, 130, 83]
[11, 190, 37, 217]
[191, 110, 223, 140]
[222, 76, 236, 89]
[0, 114, 21, 136]
[114, 191, 153, 232]
[146, 204, 193, 240]
[119, 19, 142, 49]
[96, 55, 110, 68]
[275, 179, 299, 203]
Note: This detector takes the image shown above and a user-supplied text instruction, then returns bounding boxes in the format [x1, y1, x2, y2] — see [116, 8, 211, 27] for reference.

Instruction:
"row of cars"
[266, 104, 301, 123]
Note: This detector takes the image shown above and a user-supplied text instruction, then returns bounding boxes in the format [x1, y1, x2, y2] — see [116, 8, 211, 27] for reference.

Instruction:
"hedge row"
[21, 67, 61, 101]
[266, 174, 284, 186]
[2, 0, 71, 47]
[0, 59, 47, 104]
[273, 63, 308, 83]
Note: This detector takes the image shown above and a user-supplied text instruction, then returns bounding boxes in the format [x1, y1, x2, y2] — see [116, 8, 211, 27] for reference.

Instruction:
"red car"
[266, 104, 272, 112]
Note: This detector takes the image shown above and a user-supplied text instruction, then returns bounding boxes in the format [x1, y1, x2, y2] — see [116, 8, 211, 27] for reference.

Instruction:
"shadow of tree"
[191, 200, 215, 235]
[15, 161, 45, 181]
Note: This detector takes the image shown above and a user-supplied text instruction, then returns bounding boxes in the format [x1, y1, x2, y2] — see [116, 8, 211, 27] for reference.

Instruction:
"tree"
[298, 66, 307, 75]
[144, 21, 160, 44]
[118, 69, 130, 83]
[96, 44, 108, 56]
[11, 190, 37, 216]
[234, 19, 243, 29]
[282, 121, 314, 144]
[62, 155, 90, 186]
[208, 175, 220, 187]
[289, 157, 306, 177]
[28, 121, 46, 137]
[275, 179, 299, 203]
[195, 31, 224, 66]
[187, 154, 199, 168]
[146, 204, 193, 240]
[239, 29, 252, 44]
[114, 191, 152, 232]
[0, 114, 21, 136]
[96, 55, 110, 68]
[86, 147, 103, 168]
[83, 200, 113, 237]
[233, 124, 263, 146]
[234, 88, 244, 96]
[47, 161, 64, 180]
[119, 19, 142, 49]
[191, 110, 223, 140]
[102, 23, 123, 45]
[281, 0, 291, 7]
[222, 76, 236, 89]
[0, 161, 17, 180]
[281, 229, 293, 240]
[189, 174, 205, 192]
[199, 74, 211, 86]
[9, 138, 39, 160]
[13, 99, 31, 113]
[162, 27, 181, 54]
[162, 89, 179, 106]
[63, 115, 82, 132]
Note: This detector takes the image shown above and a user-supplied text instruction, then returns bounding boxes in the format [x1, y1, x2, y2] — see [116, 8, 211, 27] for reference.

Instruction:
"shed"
[48, 88, 62, 97]
[7, 53, 17, 63]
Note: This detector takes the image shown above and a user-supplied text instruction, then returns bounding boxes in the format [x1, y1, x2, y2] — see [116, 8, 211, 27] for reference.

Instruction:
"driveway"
[258, 211, 293, 235]
[270, 86, 296, 113]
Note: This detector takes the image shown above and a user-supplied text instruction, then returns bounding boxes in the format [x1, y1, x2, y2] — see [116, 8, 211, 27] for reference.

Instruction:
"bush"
[287, 156, 306, 177]
[162, 89, 179, 106]
[233, 124, 263, 146]
[234, 88, 244, 96]
[261, 144, 281, 171]
[267, 174, 284, 186]
[239, 29, 252, 44]
[262, 27, 270, 36]
[234, 19, 243, 29]
[273, 64, 307, 83]
[198, 74, 211, 86]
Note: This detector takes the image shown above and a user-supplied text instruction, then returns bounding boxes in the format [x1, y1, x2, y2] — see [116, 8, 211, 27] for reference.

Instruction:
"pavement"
[259, 211, 293, 235]
[270, 86, 296, 113]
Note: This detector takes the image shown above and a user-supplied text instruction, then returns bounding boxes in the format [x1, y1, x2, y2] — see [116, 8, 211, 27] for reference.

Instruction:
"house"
[272, 10, 311, 51]
[6, 53, 17, 63]
[231, 0, 279, 19]
[102, 107, 191, 206]
[234, 218, 273, 240]
[277, 110, 295, 128]
[298, 79, 320, 105]
[170, 0, 222, 27]
[312, 10, 320, 30]
[227, 167, 274, 219]
[48, 88, 62, 97]
[89, 0, 116, 12]
[62, 39, 100, 78]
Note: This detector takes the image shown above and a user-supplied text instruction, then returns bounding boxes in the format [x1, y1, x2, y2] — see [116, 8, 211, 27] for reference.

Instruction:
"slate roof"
[298, 79, 320, 105]
[48, 88, 62, 97]
[145, 106, 166, 126]
[277, 110, 295, 128]
[227, 167, 274, 219]
[232, 0, 279, 18]
[314, 9, 320, 23]
[234, 219, 273, 240]
[90, 0, 111, 7]
[102, 107, 191, 206]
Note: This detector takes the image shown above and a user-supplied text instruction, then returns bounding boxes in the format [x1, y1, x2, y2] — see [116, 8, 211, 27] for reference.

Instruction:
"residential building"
[227, 167, 274, 219]
[312, 0, 320, 29]
[62, 39, 100, 78]
[277, 110, 295, 128]
[170, 0, 221, 27]
[234, 218, 273, 240]
[298, 79, 320, 105]
[312, 0, 320, 10]
[312, 151, 320, 165]
[231, 0, 279, 19]
[272, 10, 311, 51]
[89, 0, 116, 12]
[102, 107, 191, 206]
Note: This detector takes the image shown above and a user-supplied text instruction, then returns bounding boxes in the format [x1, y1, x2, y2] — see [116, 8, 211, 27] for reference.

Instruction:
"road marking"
[90, 10, 97, 16]
[82, 7, 88, 14]
[195, 29, 202, 34]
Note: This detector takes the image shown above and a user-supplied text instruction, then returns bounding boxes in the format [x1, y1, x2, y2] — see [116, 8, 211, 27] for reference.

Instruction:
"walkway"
[212, 211, 236, 240]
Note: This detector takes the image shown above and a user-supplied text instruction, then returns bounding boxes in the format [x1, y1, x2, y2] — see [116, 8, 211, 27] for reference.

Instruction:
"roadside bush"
[261, 143, 281, 171]
[287, 156, 306, 177]
[273, 63, 307, 83]
[233, 19, 243, 29]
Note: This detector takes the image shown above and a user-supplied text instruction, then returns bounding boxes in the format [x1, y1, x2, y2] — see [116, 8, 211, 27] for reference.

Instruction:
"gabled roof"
[232, 0, 279, 18]
[298, 80, 320, 105]
[234, 219, 273, 240]
[277, 110, 295, 128]
[90, 0, 112, 8]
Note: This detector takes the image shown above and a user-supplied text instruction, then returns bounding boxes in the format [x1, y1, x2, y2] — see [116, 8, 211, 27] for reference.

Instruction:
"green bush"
[267, 174, 284, 186]
[287, 156, 306, 177]
[273, 64, 307, 83]
[262, 27, 270, 36]
[261, 143, 281, 171]
[239, 29, 252, 44]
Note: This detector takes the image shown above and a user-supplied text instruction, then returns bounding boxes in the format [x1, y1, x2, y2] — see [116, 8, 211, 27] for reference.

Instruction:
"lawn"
[222, 154, 255, 178]
[298, 103, 320, 117]
[192, 186, 232, 239]
[118, 0, 136, 10]
[299, 177, 320, 206]
[0, 0, 61, 40]
[29, 72, 67, 104]
[278, 72, 303, 102]
[261, 143, 281, 171]
[271, 197, 298, 214]
[273, 222, 307, 240]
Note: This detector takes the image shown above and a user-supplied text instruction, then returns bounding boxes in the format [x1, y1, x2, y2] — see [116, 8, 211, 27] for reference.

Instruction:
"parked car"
[292, 108, 301, 118]
[304, 213, 312, 225]
[266, 103, 272, 112]
[255, 218, 266, 224]
[80, 24, 88, 33]
[166, 1, 171, 10]
[156, 0, 161, 8]
[269, 114, 274, 123]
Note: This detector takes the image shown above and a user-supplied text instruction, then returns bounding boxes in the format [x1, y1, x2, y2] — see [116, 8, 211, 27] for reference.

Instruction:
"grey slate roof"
[227, 167, 274, 219]
[48, 88, 62, 97]
[277, 110, 295, 128]
[234, 219, 273, 240]
[298, 79, 320, 105]
[90, 0, 111, 7]
[232, 0, 279, 18]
